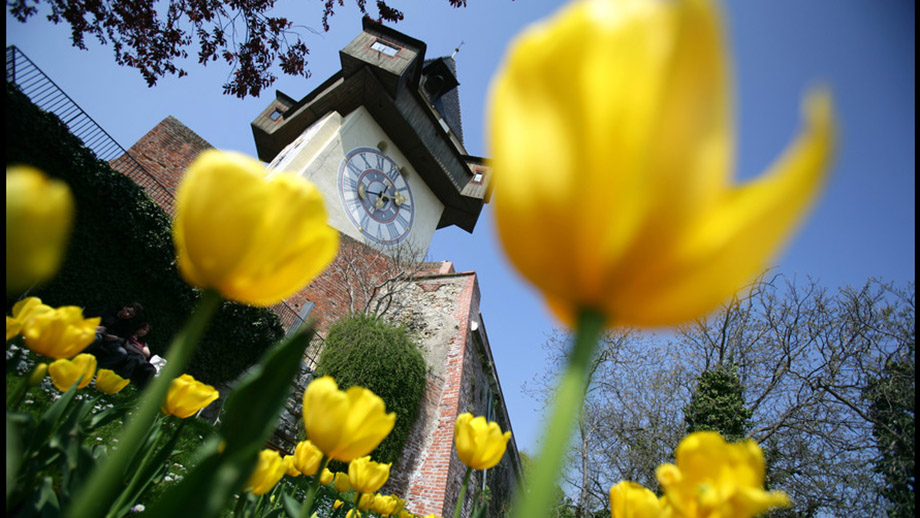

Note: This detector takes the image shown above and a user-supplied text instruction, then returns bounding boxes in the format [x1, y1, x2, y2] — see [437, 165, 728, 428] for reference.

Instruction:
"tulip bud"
[28, 363, 48, 387]
[453, 413, 511, 470]
[173, 150, 338, 306]
[6, 165, 75, 295]
[161, 374, 219, 418]
[48, 354, 97, 391]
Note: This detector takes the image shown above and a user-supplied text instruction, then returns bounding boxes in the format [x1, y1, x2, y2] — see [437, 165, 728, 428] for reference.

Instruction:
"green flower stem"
[299, 455, 329, 518]
[453, 466, 473, 518]
[106, 414, 183, 518]
[66, 289, 223, 518]
[232, 490, 248, 518]
[508, 308, 605, 518]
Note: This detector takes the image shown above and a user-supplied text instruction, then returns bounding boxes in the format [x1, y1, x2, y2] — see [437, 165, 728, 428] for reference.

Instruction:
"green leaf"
[282, 493, 301, 518]
[143, 325, 315, 518]
[26, 382, 80, 454]
[108, 419, 187, 518]
[7, 412, 29, 500]
[19, 476, 61, 518]
[84, 394, 138, 432]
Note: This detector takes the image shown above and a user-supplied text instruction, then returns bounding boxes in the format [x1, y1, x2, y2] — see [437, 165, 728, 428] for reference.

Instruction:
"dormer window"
[370, 39, 400, 57]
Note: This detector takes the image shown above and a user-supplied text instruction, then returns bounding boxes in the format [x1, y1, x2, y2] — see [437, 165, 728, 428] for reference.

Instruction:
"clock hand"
[367, 190, 406, 207]
[366, 190, 395, 205]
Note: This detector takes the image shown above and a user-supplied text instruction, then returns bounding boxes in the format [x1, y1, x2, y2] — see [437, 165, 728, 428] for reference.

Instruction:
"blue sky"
[6, 0, 915, 455]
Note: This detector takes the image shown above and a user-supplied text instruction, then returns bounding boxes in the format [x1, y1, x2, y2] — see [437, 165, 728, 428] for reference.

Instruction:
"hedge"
[5, 82, 283, 385]
[314, 313, 427, 466]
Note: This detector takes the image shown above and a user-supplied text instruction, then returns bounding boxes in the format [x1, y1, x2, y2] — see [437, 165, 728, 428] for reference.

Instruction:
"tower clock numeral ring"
[338, 146, 416, 245]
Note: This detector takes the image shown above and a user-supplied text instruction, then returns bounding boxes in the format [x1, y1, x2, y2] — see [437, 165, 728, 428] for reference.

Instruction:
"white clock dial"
[338, 147, 415, 245]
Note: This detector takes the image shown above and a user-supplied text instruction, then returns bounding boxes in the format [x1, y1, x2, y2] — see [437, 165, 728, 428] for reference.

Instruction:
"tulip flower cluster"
[609, 432, 789, 518]
[7, 296, 220, 409]
[232, 376, 502, 518]
[8, 296, 99, 359]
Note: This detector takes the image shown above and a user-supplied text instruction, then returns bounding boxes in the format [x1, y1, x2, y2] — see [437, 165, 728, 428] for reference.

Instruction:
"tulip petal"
[616, 88, 835, 325]
[490, 0, 679, 306]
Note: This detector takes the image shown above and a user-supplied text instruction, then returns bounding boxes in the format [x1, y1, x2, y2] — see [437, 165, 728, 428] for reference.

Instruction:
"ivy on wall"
[5, 82, 283, 385]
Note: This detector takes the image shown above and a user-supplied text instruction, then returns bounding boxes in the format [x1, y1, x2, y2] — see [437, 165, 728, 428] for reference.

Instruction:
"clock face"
[338, 147, 415, 245]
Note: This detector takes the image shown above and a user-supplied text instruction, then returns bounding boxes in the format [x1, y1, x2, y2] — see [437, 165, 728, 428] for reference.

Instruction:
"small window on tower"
[472, 170, 485, 184]
[370, 39, 400, 57]
[269, 108, 284, 121]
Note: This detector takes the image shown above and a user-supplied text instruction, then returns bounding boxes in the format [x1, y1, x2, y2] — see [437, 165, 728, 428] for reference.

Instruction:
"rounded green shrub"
[314, 312, 427, 465]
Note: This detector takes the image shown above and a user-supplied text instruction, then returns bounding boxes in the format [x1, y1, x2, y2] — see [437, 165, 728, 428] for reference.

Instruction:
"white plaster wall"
[267, 106, 444, 259]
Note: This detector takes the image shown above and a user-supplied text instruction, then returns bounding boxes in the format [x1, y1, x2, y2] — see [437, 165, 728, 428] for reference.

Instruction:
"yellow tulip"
[282, 454, 301, 477]
[28, 363, 48, 387]
[453, 413, 512, 470]
[609, 481, 664, 518]
[656, 431, 790, 517]
[173, 149, 339, 307]
[302, 376, 396, 462]
[373, 494, 404, 516]
[320, 468, 334, 486]
[488, 0, 835, 327]
[334, 500, 345, 510]
[6, 165, 75, 295]
[390, 495, 406, 516]
[348, 456, 391, 495]
[15, 300, 99, 360]
[245, 449, 287, 495]
[334, 471, 352, 493]
[94, 369, 130, 394]
[7, 296, 53, 340]
[346, 510, 362, 518]
[48, 353, 97, 391]
[357, 493, 375, 511]
[7, 316, 22, 340]
[398, 511, 416, 518]
[293, 439, 324, 476]
[160, 374, 219, 418]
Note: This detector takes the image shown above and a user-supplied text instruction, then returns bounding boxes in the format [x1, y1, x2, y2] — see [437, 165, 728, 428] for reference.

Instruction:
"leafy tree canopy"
[8, 0, 467, 98]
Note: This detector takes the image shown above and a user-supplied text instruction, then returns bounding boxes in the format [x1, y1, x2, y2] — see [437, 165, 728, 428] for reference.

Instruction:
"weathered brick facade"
[109, 116, 214, 215]
[112, 119, 523, 517]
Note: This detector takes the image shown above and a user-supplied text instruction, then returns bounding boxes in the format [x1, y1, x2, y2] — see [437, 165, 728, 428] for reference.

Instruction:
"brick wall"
[109, 115, 213, 215]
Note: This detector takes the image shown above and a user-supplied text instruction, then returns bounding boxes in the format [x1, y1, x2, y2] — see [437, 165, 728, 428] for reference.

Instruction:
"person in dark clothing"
[84, 302, 145, 373]
[123, 322, 156, 388]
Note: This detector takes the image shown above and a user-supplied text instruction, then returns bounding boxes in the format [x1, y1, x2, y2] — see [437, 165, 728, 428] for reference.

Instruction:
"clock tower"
[251, 17, 490, 258]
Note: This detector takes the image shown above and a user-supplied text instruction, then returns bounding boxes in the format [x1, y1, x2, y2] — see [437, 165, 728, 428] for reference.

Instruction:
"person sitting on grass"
[123, 322, 157, 388]
[84, 302, 144, 371]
